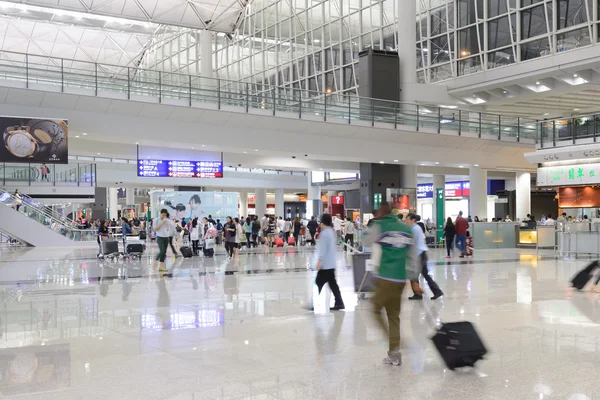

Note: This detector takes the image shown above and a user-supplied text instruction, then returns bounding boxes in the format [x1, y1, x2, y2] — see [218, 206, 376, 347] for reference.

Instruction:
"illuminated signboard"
[417, 181, 470, 198]
[138, 159, 223, 178]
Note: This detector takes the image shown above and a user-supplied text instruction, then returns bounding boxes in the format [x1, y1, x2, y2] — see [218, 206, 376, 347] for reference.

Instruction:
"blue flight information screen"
[138, 159, 223, 178]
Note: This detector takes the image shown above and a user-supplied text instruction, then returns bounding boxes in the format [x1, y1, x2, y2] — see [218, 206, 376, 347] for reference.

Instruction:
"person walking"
[364, 202, 418, 367]
[190, 217, 201, 256]
[153, 209, 171, 272]
[307, 216, 318, 245]
[244, 217, 253, 249]
[121, 217, 133, 253]
[40, 164, 49, 181]
[407, 213, 444, 300]
[234, 217, 243, 257]
[251, 216, 260, 247]
[443, 217, 456, 259]
[343, 217, 355, 251]
[313, 213, 345, 310]
[224, 217, 236, 258]
[167, 217, 179, 257]
[283, 218, 292, 244]
[293, 217, 302, 246]
[455, 211, 469, 258]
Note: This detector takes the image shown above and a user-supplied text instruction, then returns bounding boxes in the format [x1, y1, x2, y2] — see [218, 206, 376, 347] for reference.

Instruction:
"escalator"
[0, 188, 96, 247]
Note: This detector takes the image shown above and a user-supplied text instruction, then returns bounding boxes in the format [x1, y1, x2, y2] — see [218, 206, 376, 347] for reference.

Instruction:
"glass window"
[458, 26, 482, 57]
[458, 56, 482, 76]
[418, 13, 428, 38]
[520, 37, 550, 60]
[488, 16, 512, 50]
[557, 0, 590, 29]
[488, 48, 515, 69]
[557, 27, 591, 52]
[430, 35, 452, 65]
[521, 0, 545, 6]
[458, 0, 483, 27]
[520, 5, 548, 40]
[343, 66, 354, 88]
[430, 7, 448, 36]
[430, 63, 453, 82]
[382, 25, 395, 50]
[325, 71, 334, 92]
[488, 0, 515, 17]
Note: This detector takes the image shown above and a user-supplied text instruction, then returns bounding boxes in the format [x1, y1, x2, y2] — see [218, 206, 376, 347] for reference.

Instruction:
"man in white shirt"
[277, 216, 285, 233]
[153, 209, 171, 272]
[333, 214, 343, 243]
[343, 217, 355, 251]
[406, 213, 443, 301]
[545, 214, 556, 226]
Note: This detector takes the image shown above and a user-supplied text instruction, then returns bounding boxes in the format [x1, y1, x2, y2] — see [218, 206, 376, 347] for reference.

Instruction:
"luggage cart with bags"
[352, 251, 376, 300]
[98, 235, 121, 262]
[125, 235, 146, 260]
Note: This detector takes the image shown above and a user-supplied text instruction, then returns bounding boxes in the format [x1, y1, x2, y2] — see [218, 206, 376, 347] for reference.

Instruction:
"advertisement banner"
[537, 163, 600, 187]
[150, 191, 238, 222]
[0, 117, 68, 164]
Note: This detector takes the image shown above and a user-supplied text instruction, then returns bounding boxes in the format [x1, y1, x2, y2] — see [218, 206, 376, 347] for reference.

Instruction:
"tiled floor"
[0, 244, 599, 399]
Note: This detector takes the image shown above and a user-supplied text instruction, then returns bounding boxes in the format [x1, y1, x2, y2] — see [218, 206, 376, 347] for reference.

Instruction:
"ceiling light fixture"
[379, 161, 385, 164]
[536, 81, 540, 85]
[573, 108, 580, 111]
[394, 159, 399, 162]
[97, 152, 100, 155]
[82, 132, 88, 136]
[75, 135, 79, 138]
[573, 74, 578, 77]
[243, 151, 247, 154]
[435, 162, 439, 165]
[543, 113, 549, 116]
[459, 165, 464, 168]
[502, 90, 507, 94]
[474, 164, 479, 167]
[254, 149, 258, 152]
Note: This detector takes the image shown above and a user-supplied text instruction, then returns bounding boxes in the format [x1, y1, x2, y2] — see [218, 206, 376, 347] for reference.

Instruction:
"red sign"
[330, 196, 344, 205]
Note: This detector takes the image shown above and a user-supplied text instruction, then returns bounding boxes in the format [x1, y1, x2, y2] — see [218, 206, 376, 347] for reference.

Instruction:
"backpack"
[216, 222, 223, 231]
[176, 225, 183, 233]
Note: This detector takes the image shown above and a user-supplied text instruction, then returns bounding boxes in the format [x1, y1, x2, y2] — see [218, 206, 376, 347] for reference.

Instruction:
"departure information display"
[138, 159, 223, 178]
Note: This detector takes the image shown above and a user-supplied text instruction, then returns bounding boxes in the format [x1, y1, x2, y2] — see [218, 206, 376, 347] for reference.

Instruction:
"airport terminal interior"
[1, 0, 600, 398]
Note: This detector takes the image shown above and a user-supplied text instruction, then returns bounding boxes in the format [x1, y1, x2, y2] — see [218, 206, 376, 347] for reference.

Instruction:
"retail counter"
[471, 222, 519, 249]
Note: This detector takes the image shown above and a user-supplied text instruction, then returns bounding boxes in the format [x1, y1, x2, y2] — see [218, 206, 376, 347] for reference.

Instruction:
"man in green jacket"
[364, 202, 418, 366]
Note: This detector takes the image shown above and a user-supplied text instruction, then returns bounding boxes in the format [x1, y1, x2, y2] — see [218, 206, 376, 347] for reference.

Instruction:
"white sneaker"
[382, 352, 402, 366]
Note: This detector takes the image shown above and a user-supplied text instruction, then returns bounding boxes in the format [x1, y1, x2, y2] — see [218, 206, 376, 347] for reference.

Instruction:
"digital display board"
[138, 159, 223, 178]
[417, 181, 470, 198]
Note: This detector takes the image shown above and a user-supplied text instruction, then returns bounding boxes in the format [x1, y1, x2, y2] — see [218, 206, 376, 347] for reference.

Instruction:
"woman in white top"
[12, 189, 22, 211]
[234, 217, 244, 258]
[343, 217, 355, 251]
[153, 209, 171, 272]
[190, 217, 201, 256]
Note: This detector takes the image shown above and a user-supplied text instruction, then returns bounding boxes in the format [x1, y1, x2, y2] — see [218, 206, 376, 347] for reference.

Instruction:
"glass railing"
[0, 50, 539, 142]
[0, 188, 97, 241]
[0, 162, 96, 186]
[538, 115, 600, 148]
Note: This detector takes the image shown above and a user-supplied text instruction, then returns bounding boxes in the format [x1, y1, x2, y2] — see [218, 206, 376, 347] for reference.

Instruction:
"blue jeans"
[455, 234, 466, 254]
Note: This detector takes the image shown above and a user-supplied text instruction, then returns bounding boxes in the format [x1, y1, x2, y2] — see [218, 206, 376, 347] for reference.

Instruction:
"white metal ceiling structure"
[0, 0, 249, 33]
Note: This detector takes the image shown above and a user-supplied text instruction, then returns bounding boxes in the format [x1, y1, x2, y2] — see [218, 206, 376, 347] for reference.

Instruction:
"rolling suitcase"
[571, 261, 599, 290]
[180, 246, 193, 258]
[275, 238, 284, 247]
[139, 230, 147, 240]
[126, 243, 145, 257]
[288, 236, 296, 246]
[431, 321, 488, 370]
[101, 239, 119, 257]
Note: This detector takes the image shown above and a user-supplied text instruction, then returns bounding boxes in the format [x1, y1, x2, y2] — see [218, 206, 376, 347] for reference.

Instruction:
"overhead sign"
[537, 163, 600, 187]
[417, 181, 471, 198]
[138, 159, 223, 178]
[330, 195, 344, 205]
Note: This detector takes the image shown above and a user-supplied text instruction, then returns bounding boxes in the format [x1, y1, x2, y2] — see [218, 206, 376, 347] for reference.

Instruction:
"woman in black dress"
[443, 217, 456, 258]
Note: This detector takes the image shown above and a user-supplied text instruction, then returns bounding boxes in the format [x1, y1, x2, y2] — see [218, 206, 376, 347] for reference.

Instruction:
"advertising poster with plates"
[0, 117, 68, 163]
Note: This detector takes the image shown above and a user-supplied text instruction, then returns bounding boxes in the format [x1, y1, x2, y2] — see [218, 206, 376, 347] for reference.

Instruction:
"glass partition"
[0, 163, 95, 186]
[471, 222, 519, 249]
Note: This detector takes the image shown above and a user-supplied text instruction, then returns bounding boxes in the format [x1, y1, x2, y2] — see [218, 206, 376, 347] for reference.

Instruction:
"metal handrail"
[0, 188, 97, 241]
[0, 50, 539, 142]
[18, 192, 79, 228]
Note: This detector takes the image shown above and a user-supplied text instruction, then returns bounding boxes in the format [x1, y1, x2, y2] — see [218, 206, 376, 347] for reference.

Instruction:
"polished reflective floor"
[0, 244, 598, 399]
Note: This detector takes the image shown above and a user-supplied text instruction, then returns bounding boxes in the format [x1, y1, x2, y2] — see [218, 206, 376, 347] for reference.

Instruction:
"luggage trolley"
[351, 249, 376, 300]
[125, 235, 146, 260]
[98, 235, 121, 262]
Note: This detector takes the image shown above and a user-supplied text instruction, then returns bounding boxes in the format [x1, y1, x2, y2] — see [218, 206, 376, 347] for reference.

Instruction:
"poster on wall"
[150, 191, 238, 222]
[0, 117, 68, 163]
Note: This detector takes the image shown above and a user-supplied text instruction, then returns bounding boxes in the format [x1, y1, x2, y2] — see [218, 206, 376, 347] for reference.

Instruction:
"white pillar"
[469, 167, 487, 221]
[255, 188, 267, 216]
[200, 30, 213, 79]
[515, 172, 531, 222]
[125, 188, 135, 205]
[432, 174, 445, 223]
[239, 191, 248, 218]
[401, 165, 417, 188]
[397, 0, 417, 94]
[274, 188, 284, 218]
[307, 184, 321, 218]
[108, 187, 118, 221]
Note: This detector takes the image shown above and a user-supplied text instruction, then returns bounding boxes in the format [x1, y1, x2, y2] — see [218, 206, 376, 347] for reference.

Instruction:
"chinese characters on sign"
[138, 159, 223, 178]
[417, 181, 471, 198]
[537, 163, 600, 187]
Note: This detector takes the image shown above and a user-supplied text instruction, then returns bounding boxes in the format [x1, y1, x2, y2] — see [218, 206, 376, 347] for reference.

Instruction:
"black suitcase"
[180, 246, 193, 258]
[127, 243, 145, 254]
[571, 261, 599, 290]
[139, 230, 147, 240]
[431, 321, 488, 370]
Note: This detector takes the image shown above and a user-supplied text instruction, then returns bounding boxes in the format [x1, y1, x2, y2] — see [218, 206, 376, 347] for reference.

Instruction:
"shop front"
[417, 181, 470, 221]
